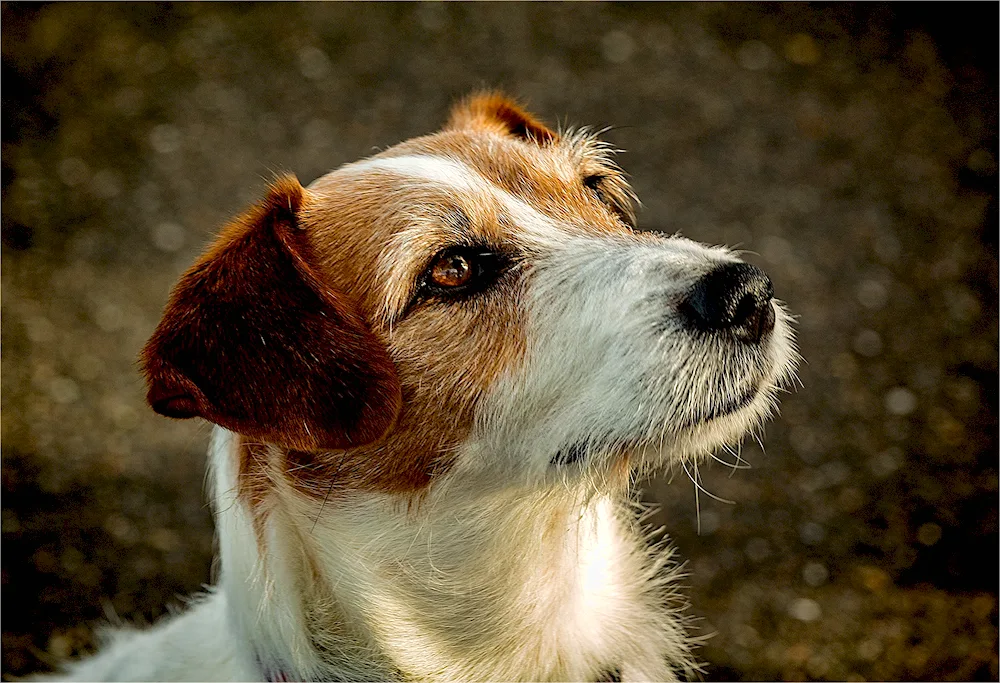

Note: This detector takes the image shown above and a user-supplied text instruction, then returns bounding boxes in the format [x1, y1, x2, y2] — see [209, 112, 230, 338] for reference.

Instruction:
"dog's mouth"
[550, 442, 588, 466]
[549, 383, 762, 467]
[549, 364, 772, 468]
[680, 382, 761, 429]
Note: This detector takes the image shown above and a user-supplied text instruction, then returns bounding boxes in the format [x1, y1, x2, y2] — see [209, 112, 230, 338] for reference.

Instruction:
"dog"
[52, 93, 797, 682]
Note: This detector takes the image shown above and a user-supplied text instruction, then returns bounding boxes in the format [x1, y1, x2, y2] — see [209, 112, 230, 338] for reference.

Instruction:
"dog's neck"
[211, 428, 693, 682]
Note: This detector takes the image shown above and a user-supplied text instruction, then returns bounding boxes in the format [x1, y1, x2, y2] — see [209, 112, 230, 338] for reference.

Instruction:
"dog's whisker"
[729, 442, 749, 478]
[681, 460, 703, 535]
[710, 450, 751, 472]
[683, 460, 736, 508]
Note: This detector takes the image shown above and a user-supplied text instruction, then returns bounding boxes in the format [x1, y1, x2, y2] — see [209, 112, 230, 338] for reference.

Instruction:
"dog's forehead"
[307, 128, 626, 239]
[390, 130, 582, 191]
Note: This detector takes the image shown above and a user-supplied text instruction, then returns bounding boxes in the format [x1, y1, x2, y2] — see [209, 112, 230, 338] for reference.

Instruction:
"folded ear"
[140, 175, 401, 451]
[446, 91, 555, 143]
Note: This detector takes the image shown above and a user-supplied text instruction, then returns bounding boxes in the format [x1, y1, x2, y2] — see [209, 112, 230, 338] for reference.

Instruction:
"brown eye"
[417, 246, 510, 304]
[430, 253, 473, 288]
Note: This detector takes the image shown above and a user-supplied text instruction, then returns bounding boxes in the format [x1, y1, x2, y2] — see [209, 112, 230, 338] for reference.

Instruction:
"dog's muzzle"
[680, 262, 775, 344]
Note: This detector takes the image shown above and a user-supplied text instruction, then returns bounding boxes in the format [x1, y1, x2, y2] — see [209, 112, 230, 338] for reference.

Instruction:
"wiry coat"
[52, 94, 797, 682]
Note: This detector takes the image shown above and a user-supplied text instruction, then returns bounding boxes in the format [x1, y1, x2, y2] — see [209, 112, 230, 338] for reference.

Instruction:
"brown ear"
[446, 92, 555, 143]
[140, 175, 401, 451]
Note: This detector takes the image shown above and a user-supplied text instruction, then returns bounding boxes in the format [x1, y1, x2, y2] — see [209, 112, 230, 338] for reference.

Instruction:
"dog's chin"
[678, 382, 761, 430]
[544, 335, 795, 477]
[545, 378, 774, 475]
[616, 383, 776, 473]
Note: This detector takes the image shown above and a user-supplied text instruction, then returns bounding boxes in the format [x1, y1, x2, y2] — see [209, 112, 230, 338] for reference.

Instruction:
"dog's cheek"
[274, 295, 529, 497]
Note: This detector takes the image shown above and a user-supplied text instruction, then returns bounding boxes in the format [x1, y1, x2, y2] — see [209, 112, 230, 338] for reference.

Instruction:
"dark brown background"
[2, 3, 997, 680]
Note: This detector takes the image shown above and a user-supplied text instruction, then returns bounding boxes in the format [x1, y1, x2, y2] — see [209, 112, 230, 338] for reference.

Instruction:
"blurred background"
[2, 3, 996, 681]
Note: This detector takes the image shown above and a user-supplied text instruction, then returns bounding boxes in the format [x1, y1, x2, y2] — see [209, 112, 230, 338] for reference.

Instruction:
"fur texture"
[52, 93, 797, 682]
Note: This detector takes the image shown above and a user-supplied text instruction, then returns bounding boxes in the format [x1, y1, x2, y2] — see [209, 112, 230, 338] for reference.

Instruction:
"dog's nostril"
[681, 262, 775, 343]
[731, 292, 762, 328]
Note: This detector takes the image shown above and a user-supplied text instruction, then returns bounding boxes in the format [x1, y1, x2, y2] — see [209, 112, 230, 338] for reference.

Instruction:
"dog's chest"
[305, 491, 672, 681]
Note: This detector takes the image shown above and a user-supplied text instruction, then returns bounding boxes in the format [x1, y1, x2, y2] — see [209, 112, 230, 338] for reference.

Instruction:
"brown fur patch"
[286, 154, 545, 497]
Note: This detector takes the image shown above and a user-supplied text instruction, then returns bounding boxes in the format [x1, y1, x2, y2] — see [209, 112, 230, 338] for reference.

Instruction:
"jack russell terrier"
[53, 93, 797, 681]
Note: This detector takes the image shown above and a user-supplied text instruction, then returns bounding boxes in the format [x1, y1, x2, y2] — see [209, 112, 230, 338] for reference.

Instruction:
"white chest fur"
[213, 429, 694, 682]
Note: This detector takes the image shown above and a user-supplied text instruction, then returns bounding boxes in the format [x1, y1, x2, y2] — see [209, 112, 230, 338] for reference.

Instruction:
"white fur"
[51, 145, 797, 682]
[347, 153, 568, 244]
[342, 154, 486, 195]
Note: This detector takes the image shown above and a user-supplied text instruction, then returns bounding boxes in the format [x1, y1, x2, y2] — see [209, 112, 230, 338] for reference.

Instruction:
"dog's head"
[142, 93, 797, 502]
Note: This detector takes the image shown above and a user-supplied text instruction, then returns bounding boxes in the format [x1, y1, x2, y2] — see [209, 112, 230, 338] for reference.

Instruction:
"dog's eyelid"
[396, 244, 517, 317]
[424, 243, 508, 266]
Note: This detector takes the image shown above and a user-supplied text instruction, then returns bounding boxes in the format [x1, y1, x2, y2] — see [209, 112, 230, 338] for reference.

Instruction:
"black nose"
[681, 263, 775, 343]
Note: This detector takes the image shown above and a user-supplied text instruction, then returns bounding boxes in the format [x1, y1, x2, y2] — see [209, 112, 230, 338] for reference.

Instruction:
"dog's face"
[142, 94, 796, 503]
